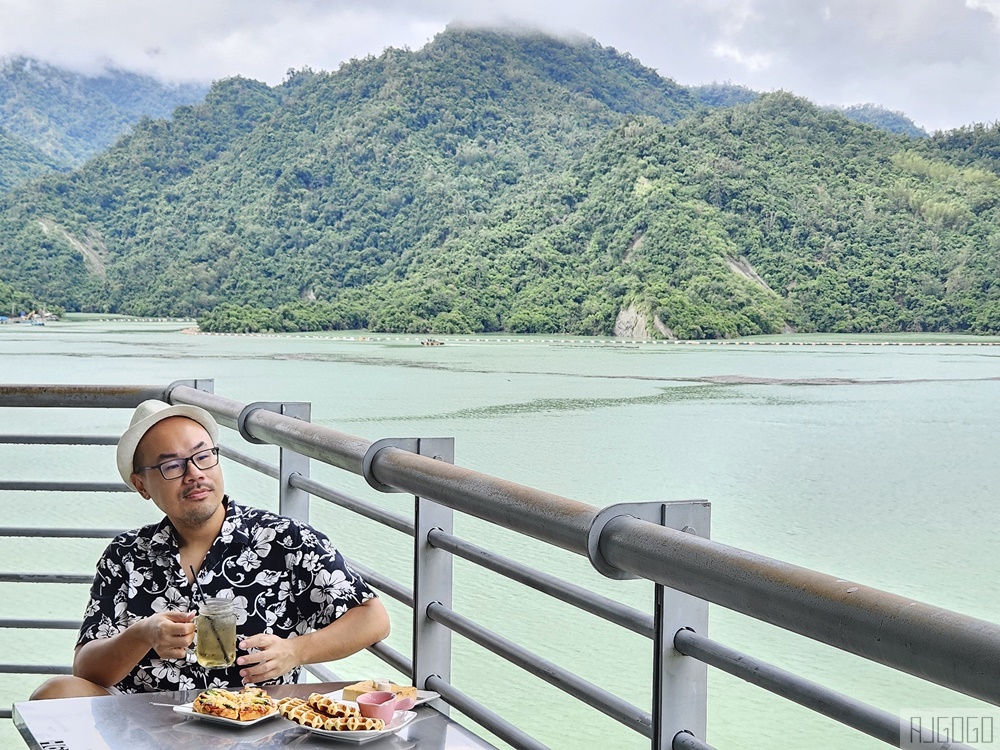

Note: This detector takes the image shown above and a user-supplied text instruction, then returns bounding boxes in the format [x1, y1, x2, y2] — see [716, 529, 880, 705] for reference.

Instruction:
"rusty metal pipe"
[372, 446, 597, 555]
[0, 384, 166, 408]
[174, 386, 597, 554]
[601, 515, 1000, 705]
[171, 386, 370, 474]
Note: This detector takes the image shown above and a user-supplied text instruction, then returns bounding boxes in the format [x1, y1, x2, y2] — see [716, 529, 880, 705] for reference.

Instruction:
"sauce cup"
[356, 691, 414, 723]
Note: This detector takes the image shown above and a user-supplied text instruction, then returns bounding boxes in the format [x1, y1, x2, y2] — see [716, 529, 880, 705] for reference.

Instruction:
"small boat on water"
[421, 338, 444, 346]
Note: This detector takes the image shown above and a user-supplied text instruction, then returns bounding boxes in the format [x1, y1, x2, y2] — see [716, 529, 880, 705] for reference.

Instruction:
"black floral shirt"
[77, 497, 376, 693]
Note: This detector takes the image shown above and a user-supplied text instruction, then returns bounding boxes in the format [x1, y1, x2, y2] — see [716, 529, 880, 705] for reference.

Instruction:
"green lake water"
[2, 319, 999, 749]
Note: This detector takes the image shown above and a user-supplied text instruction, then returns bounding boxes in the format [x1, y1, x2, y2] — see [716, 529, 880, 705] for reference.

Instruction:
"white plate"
[298, 710, 417, 744]
[172, 702, 280, 727]
[326, 688, 439, 706]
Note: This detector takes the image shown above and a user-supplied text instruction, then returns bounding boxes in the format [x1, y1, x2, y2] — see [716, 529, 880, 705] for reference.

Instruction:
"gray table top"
[13, 681, 498, 750]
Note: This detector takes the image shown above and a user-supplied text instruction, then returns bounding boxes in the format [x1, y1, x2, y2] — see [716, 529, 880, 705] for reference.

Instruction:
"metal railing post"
[236, 401, 312, 521]
[166, 378, 215, 402]
[586, 500, 711, 750]
[412, 437, 456, 714]
[654, 501, 710, 750]
[278, 403, 312, 522]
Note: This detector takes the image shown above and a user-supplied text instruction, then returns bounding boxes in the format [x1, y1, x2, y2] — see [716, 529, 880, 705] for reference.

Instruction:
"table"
[13, 681, 498, 749]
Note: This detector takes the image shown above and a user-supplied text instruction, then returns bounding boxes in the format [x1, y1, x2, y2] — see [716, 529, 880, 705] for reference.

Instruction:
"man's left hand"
[236, 634, 300, 684]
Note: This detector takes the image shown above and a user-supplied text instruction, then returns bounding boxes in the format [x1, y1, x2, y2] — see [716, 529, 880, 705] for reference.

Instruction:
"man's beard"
[177, 485, 221, 526]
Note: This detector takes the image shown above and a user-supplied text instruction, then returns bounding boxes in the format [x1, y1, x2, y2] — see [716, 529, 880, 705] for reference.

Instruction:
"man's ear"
[132, 472, 151, 500]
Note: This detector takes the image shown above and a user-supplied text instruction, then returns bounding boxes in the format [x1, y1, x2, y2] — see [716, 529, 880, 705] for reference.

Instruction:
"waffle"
[278, 696, 386, 732]
[307, 692, 360, 718]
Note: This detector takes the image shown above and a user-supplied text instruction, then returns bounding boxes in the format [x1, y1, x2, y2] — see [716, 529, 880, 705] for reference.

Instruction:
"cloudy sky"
[1, 0, 998, 133]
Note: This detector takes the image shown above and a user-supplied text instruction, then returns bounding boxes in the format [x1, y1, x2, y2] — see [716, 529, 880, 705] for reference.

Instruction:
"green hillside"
[0, 28, 998, 338]
[0, 29, 698, 316]
[340, 93, 999, 337]
[921, 122, 1000, 175]
[0, 126, 64, 192]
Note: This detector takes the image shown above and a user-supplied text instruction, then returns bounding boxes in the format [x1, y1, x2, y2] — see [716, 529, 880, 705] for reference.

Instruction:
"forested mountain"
[0, 125, 63, 191]
[1, 28, 999, 338]
[0, 56, 207, 170]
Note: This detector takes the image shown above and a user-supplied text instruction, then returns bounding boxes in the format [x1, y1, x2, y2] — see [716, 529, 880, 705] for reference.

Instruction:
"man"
[32, 399, 389, 698]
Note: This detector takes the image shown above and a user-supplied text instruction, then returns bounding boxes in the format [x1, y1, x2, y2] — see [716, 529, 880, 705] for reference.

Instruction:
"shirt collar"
[148, 495, 250, 552]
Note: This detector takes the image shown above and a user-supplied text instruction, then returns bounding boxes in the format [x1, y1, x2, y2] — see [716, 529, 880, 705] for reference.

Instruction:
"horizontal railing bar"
[305, 663, 339, 682]
[425, 674, 548, 750]
[0, 384, 166, 408]
[427, 602, 651, 737]
[0, 665, 71, 675]
[428, 528, 654, 638]
[172, 386, 371, 475]
[291, 474, 415, 536]
[672, 731, 717, 750]
[344, 559, 414, 608]
[0, 573, 92, 584]
[600, 515, 1000, 707]
[368, 640, 412, 677]
[0, 619, 81, 629]
[221, 445, 279, 479]
[0, 434, 118, 445]
[363, 446, 597, 556]
[303, 640, 413, 682]
[0, 527, 125, 538]
[673, 629, 975, 750]
[0, 481, 129, 492]
[174, 386, 597, 554]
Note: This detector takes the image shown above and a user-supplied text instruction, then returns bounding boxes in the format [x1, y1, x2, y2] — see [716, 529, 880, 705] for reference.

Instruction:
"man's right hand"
[74, 609, 197, 689]
[145, 611, 196, 660]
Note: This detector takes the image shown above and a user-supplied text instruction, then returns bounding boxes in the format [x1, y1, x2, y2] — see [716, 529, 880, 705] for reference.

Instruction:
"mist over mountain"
[1, 27, 998, 337]
[0, 56, 207, 169]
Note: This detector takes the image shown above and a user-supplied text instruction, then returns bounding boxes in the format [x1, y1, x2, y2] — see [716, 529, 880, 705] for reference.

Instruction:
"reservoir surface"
[2, 319, 999, 748]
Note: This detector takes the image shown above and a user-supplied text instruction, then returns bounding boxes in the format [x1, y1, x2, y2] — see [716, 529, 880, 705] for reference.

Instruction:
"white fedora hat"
[117, 399, 220, 491]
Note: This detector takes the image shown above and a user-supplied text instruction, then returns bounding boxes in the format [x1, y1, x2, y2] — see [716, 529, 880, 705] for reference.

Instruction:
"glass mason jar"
[195, 597, 237, 668]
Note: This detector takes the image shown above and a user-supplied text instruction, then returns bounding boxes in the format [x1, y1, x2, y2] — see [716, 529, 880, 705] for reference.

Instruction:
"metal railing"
[2, 381, 998, 749]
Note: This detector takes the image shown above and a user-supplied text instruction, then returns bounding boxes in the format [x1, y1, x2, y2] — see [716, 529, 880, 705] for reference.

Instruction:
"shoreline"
[18, 317, 1000, 346]
[188, 332, 1000, 346]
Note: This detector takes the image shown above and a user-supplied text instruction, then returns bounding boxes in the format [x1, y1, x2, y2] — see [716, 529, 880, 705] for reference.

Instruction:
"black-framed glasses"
[136, 447, 220, 480]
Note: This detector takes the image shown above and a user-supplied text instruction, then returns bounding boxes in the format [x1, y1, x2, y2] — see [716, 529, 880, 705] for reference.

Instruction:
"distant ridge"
[0, 56, 208, 168]
[691, 82, 928, 137]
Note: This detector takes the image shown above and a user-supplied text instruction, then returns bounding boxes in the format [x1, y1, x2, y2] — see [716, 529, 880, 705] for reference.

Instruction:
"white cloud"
[0, 0, 997, 131]
[711, 43, 775, 73]
[966, 0, 1000, 16]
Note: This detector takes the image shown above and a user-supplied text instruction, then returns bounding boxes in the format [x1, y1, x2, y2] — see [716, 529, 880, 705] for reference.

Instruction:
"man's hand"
[237, 633, 300, 684]
[235, 598, 389, 685]
[145, 611, 196, 660]
[74, 609, 198, 688]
